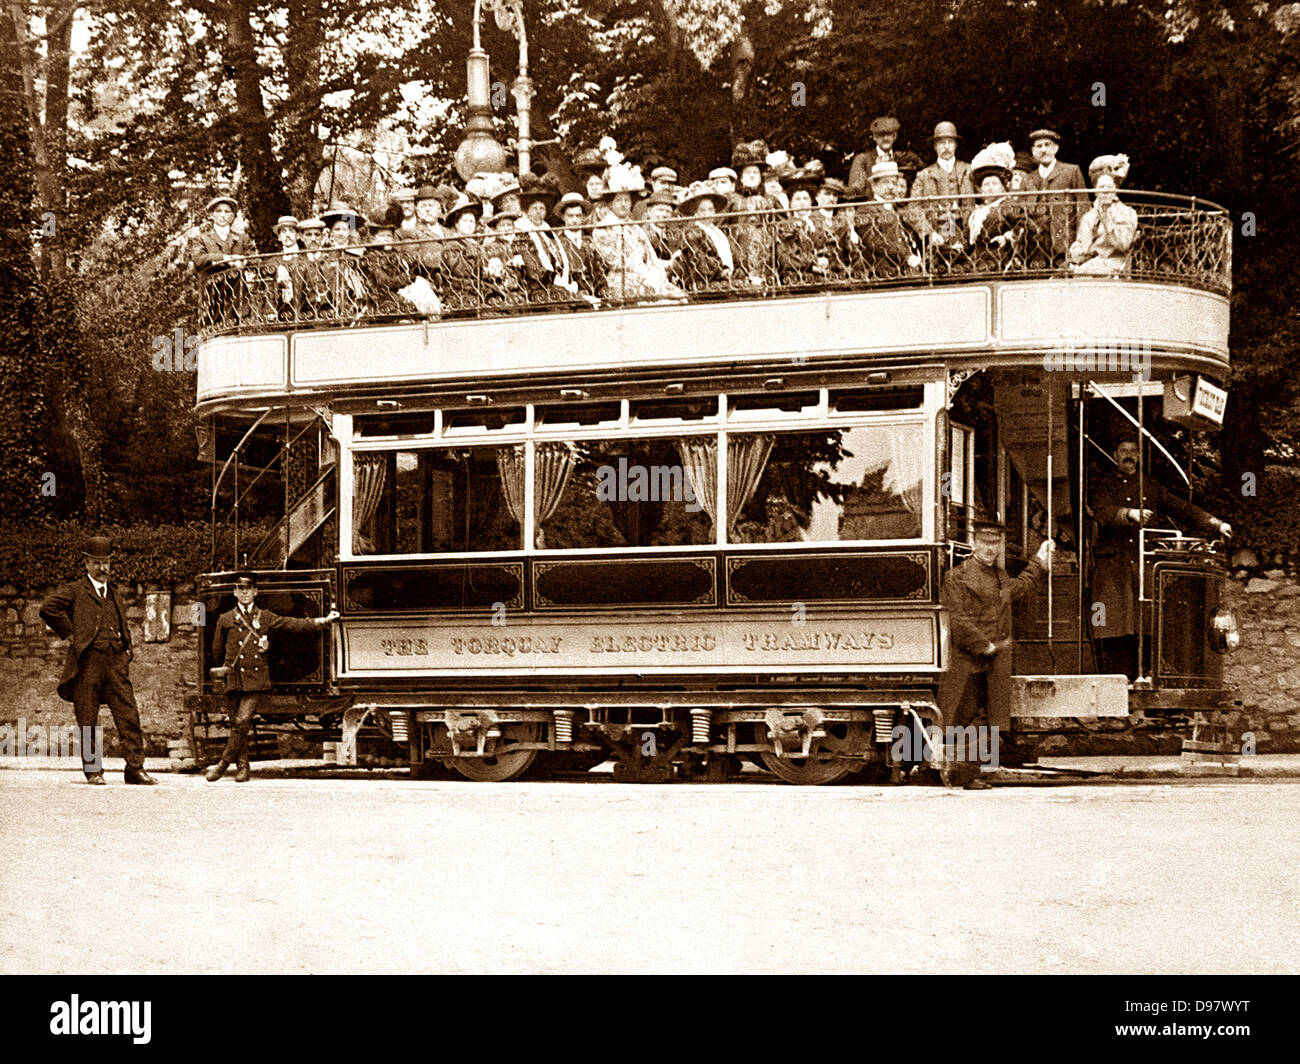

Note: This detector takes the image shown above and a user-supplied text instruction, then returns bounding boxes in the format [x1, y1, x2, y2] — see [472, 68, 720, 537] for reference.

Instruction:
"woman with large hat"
[966, 143, 1025, 272]
[1068, 154, 1138, 275]
[441, 194, 487, 312]
[774, 167, 826, 285]
[727, 139, 780, 286]
[590, 162, 686, 303]
[674, 181, 742, 294]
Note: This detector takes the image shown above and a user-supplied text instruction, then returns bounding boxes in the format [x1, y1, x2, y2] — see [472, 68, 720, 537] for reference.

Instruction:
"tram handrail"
[194, 188, 1232, 337]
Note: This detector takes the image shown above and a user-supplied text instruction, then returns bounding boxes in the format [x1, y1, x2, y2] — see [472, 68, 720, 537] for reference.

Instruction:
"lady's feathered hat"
[519, 171, 562, 209]
[731, 139, 770, 171]
[1088, 154, 1131, 186]
[598, 160, 646, 199]
[970, 142, 1016, 186]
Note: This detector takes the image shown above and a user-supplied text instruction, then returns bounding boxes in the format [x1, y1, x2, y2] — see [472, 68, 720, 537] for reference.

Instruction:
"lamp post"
[453, 0, 532, 181]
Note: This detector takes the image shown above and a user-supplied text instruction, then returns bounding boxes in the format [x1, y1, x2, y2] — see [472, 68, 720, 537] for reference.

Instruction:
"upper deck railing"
[196, 189, 1231, 337]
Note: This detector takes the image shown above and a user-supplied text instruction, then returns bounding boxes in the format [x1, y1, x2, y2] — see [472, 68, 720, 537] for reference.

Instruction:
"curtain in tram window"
[352, 453, 388, 554]
[886, 427, 924, 515]
[727, 434, 775, 532]
[496, 443, 578, 546]
[676, 437, 719, 525]
[535, 443, 578, 524]
[496, 445, 526, 527]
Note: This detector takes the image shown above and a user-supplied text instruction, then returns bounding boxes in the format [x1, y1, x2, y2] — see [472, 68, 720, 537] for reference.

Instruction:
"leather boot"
[234, 754, 251, 782]
[204, 760, 230, 782]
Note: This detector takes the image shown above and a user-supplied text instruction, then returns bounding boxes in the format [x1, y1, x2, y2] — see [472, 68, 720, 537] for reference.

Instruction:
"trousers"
[218, 693, 261, 763]
[72, 647, 144, 774]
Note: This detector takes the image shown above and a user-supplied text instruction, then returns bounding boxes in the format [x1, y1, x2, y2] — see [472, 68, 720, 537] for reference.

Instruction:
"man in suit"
[39, 535, 156, 785]
[189, 195, 255, 326]
[939, 522, 1054, 788]
[206, 572, 337, 782]
[852, 161, 926, 277]
[1088, 438, 1231, 680]
[910, 121, 975, 253]
[1022, 128, 1087, 263]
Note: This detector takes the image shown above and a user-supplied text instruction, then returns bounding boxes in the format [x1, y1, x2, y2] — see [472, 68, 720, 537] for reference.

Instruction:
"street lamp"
[453, 0, 532, 181]
[453, 2, 508, 181]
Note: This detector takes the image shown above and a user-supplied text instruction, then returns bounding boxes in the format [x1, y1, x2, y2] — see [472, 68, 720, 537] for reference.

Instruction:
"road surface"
[2, 769, 1296, 974]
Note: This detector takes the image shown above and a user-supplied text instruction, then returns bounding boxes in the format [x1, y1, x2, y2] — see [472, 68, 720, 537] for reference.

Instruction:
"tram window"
[628, 397, 718, 423]
[352, 448, 522, 555]
[353, 412, 438, 438]
[830, 386, 925, 412]
[534, 401, 622, 428]
[443, 407, 527, 433]
[730, 425, 925, 543]
[539, 437, 715, 549]
[727, 392, 819, 419]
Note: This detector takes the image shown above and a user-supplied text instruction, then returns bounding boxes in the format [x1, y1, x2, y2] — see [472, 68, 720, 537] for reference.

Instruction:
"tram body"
[189, 190, 1237, 782]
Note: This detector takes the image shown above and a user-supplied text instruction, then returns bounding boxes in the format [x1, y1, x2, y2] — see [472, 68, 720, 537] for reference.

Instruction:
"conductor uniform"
[206, 573, 332, 781]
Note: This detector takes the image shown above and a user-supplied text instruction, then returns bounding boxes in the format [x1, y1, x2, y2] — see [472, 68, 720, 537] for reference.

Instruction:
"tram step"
[1009, 674, 1129, 718]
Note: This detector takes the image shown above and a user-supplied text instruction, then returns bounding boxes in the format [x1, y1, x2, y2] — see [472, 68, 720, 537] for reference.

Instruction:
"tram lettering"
[451, 635, 561, 655]
[592, 631, 715, 653]
[380, 638, 428, 656]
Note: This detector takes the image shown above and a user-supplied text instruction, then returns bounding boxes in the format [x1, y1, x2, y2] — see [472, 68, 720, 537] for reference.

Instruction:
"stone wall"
[3, 572, 1297, 760]
[0, 584, 199, 757]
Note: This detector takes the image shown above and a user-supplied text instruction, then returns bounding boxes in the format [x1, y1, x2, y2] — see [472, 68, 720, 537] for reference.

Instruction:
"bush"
[0, 521, 272, 589]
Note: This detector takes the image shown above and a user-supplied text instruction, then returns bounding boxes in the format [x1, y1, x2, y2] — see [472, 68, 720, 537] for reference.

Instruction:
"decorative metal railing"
[196, 190, 1231, 335]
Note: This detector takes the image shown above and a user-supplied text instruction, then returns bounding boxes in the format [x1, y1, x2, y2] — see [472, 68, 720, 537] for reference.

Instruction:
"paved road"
[2, 770, 1297, 974]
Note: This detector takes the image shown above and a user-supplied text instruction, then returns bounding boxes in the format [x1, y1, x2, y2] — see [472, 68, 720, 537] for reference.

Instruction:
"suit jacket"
[938, 556, 1046, 730]
[212, 605, 320, 694]
[911, 161, 975, 241]
[40, 576, 134, 702]
[189, 226, 255, 275]
[1024, 161, 1087, 254]
[847, 148, 923, 195]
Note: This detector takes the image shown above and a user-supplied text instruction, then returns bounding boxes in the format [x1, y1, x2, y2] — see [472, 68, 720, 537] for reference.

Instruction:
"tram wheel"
[446, 723, 541, 782]
[756, 722, 869, 786]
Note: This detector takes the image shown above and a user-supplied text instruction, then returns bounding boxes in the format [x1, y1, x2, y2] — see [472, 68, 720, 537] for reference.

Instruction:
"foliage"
[0, 521, 262, 588]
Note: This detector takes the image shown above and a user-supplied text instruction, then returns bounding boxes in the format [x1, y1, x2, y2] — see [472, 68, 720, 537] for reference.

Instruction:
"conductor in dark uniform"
[39, 535, 156, 785]
[206, 572, 337, 782]
[939, 521, 1054, 788]
[1088, 437, 1231, 680]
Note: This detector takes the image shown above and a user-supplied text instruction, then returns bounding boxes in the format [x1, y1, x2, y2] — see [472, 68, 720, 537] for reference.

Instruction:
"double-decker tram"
[189, 187, 1237, 783]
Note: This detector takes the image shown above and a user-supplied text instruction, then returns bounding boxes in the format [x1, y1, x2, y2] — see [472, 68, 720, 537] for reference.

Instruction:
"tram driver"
[940, 520, 1054, 788]
[1088, 436, 1232, 680]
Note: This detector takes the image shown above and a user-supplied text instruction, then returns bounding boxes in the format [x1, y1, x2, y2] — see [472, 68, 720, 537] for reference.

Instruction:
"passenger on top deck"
[266, 214, 303, 320]
[553, 192, 605, 304]
[572, 148, 608, 216]
[397, 184, 451, 275]
[852, 161, 926, 278]
[774, 169, 825, 285]
[642, 189, 685, 268]
[966, 144, 1025, 271]
[1023, 127, 1088, 264]
[726, 140, 781, 287]
[481, 210, 528, 307]
[190, 194, 254, 325]
[911, 122, 975, 255]
[1069, 155, 1138, 276]
[441, 194, 486, 311]
[590, 163, 686, 304]
[674, 182, 742, 293]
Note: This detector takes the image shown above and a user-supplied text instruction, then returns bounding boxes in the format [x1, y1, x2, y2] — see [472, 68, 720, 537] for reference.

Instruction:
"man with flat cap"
[190, 194, 254, 325]
[40, 535, 155, 785]
[1023, 128, 1087, 264]
[939, 521, 1054, 788]
[206, 572, 338, 782]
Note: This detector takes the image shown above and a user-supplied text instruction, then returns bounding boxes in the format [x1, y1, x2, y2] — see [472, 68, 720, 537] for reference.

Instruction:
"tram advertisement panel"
[338, 609, 939, 678]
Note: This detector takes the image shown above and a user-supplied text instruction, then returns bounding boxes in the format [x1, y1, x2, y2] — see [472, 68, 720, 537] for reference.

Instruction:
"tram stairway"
[247, 463, 336, 568]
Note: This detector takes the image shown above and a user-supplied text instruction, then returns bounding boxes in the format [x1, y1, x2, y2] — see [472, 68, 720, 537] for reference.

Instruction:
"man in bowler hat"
[39, 535, 156, 785]
[206, 572, 337, 782]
